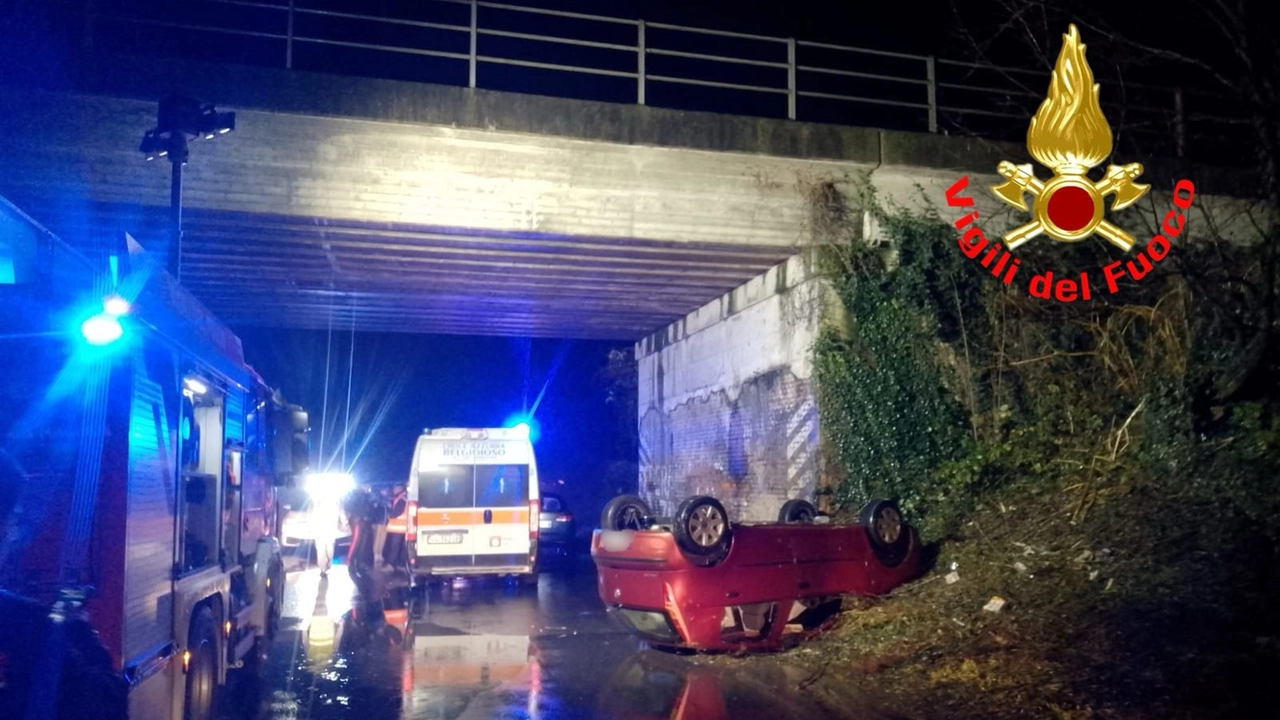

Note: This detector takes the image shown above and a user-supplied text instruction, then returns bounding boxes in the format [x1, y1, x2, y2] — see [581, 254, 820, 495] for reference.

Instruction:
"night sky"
[234, 327, 630, 510]
[4, 1, 1235, 90]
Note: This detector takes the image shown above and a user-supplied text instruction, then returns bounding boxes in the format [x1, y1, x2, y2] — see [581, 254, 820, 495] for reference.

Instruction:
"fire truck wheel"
[184, 607, 219, 720]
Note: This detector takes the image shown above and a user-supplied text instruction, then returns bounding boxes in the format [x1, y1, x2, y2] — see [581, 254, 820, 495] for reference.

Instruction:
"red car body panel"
[591, 522, 922, 651]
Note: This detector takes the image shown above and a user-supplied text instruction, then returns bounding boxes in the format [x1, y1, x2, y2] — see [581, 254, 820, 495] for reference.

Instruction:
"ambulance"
[405, 427, 540, 582]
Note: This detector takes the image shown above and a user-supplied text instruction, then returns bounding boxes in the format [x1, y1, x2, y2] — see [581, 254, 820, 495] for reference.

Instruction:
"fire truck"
[0, 196, 310, 720]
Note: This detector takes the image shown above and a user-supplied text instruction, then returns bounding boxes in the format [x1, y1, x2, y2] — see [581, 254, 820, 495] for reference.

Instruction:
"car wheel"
[601, 494, 651, 531]
[673, 496, 732, 566]
[859, 498, 910, 567]
[778, 499, 817, 524]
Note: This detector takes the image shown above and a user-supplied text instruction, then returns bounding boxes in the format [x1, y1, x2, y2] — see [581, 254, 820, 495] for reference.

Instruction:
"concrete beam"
[0, 58, 1261, 339]
[63, 53, 883, 165]
[0, 90, 870, 248]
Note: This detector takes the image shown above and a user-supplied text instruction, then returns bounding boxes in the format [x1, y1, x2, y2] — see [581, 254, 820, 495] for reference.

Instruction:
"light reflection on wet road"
[228, 554, 850, 720]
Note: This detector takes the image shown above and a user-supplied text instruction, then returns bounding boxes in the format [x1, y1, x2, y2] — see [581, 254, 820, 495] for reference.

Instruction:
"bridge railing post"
[926, 55, 938, 133]
[286, 0, 294, 69]
[469, 0, 478, 88]
[637, 20, 646, 105]
[786, 37, 796, 120]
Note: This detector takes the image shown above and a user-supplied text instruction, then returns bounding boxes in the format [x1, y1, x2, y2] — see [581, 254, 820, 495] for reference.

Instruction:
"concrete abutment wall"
[630, 159, 1265, 523]
[635, 251, 841, 522]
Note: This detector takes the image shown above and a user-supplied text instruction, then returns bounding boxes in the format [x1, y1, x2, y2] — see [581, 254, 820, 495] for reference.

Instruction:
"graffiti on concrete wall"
[637, 367, 818, 522]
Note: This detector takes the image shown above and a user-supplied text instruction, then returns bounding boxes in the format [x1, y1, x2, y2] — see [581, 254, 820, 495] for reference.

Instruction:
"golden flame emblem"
[990, 25, 1150, 251]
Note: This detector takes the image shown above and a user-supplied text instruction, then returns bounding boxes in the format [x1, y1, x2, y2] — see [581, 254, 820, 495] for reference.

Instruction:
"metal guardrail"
[87, 0, 1243, 160]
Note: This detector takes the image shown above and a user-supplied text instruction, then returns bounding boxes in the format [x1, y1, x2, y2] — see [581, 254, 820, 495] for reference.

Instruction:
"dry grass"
[690, 463, 1278, 720]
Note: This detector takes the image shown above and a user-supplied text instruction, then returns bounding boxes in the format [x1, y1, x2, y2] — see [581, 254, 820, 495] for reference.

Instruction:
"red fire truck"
[0, 196, 310, 720]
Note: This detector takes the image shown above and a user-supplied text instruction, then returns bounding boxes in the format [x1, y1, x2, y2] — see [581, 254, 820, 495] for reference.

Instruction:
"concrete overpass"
[0, 53, 1254, 340]
[0, 50, 1258, 520]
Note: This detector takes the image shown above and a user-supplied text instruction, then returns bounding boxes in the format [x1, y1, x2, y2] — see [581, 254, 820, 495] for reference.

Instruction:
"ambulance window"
[418, 465, 475, 508]
[475, 465, 528, 507]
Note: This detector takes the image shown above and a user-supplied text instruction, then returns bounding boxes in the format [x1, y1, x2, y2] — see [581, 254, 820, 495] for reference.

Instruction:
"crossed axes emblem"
[991, 161, 1150, 252]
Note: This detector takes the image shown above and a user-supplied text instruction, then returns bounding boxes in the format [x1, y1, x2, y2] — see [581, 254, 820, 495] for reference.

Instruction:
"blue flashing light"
[503, 413, 541, 443]
[80, 313, 123, 345]
[103, 295, 130, 316]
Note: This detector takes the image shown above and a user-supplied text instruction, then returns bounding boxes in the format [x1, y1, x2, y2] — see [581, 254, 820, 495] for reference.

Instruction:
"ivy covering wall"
[812, 181, 1280, 543]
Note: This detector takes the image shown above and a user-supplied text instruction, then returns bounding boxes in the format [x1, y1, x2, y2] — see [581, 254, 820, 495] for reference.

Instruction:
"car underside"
[590, 494, 923, 652]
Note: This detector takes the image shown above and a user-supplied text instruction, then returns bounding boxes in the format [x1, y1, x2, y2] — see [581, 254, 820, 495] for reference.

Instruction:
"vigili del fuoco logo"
[943, 24, 1196, 302]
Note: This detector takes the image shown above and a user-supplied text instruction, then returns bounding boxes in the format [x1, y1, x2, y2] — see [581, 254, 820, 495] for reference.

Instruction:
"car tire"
[859, 498, 910, 568]
[673, 496, 732, 567]
[778, 499, 818, 524]
[601, 494, 651, 531]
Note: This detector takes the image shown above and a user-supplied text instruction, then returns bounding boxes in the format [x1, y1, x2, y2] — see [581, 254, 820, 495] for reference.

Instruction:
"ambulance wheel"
[184, 607, 219, 720]
[673, 496, 732, 567]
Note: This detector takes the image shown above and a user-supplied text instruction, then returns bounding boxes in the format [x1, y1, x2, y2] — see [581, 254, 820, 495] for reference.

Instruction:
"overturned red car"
[590, 494, 922, 652]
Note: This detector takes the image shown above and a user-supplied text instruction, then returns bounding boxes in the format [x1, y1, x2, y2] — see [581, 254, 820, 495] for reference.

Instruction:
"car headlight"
[305, 472, 356, 502]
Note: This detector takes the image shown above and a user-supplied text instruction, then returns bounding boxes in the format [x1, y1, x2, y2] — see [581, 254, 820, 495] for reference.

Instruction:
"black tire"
[673, 496, 732, 566]
[859, 499, 910, 568]
[184, 607, 218, 720]
[601, 494, 651, 531]
[778, 499, 818, 524]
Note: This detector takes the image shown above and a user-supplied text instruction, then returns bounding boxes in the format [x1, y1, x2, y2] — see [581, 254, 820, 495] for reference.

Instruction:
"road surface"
[224, 552, 849, 720]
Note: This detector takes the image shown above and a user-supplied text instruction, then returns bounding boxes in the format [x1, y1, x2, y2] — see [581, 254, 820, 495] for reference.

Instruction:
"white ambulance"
[405, 427, 540, 582]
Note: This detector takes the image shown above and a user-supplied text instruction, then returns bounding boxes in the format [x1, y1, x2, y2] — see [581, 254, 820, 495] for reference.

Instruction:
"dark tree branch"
[942, 0, 1280, 406]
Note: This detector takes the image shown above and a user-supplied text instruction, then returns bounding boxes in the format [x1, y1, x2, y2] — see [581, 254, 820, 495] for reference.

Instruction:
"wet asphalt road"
[225, 551, 845, 720]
